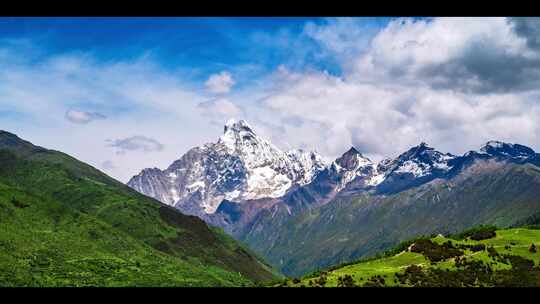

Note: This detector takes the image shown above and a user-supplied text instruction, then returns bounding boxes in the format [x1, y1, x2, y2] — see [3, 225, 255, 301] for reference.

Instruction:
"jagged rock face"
[328, 147, 376, 192]
[129, 145, 248, 214]
[272, 147, 378, 210]
[286, 149, 327, 185]
[127, 168, 172, 204]
[336, 147, 367, 170]
[128, 119, 327, 215]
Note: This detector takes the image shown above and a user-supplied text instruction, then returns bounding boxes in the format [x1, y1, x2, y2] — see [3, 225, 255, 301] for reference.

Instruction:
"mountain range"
[129, 120, 540, 276]
[128, 119, 327, 216]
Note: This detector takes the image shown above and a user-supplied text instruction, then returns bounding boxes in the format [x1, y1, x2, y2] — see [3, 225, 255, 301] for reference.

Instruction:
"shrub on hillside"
[469, 229, 497, 241]
[315, 275, 327, 287]
[396, 254, 540, 287]
[450, 225, 497, 241]
[10, 196, 29, 208]
[405, 264, 423, 274]
[362, 274, 386, 287]
[410, 239, 463, 262]
[337, 274, 356, 287]
[469, 244, 486, 252]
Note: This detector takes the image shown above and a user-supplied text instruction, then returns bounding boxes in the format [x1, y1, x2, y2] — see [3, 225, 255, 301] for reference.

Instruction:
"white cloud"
[254, 67, 540, 161]
[352, 17, 539, 93]
[247, 18, 540, 161]
[197, 98, 242, 125]
[303, 17, 378, 63]
[0, 49, 221, 182]
[205, 71, 236, 94]
[107, 135, 164, 154]
[65, 109, 106, 124]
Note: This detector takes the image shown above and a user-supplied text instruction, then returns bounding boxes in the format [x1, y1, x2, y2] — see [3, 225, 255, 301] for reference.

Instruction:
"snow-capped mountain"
[467, 140, 537, 161]
[317, 142, 460, 196]
[242, 140, 540, 277]
[329, 147, 376, 191]
[128, 119, 327, 215]
[128, 116, 540, 226]
[332, 142, 458, 194]
[372, 140, 540, 194]
[380, 142, 456, 177]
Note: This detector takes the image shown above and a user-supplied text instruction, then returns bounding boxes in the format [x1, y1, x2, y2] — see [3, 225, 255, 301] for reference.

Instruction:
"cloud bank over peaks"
[252, 17, 540, 161]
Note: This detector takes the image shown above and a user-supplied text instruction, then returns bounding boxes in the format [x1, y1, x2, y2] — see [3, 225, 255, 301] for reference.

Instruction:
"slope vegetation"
[281, 226, 540, 287]
[0, 131, 278, 286]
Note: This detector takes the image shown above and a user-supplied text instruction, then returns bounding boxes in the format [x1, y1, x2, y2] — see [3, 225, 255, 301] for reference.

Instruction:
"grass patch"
[280, 226, 540, 287]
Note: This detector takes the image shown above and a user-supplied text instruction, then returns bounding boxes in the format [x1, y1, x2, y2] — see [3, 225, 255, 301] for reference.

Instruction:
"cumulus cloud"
[65, 109, 106, 124]
[352, 17, 540, 94]
[259, 70, 414, 158]
[106, 136, 164, 155]
[303, 17, 379, 64]
[252, 18, 540, 160]
[197, 98, 242, 125]
[0, 47, 218, 182]
[205, 71, 236, 94]
[257, 68, 540, 161]
[510, 17, 540, 51]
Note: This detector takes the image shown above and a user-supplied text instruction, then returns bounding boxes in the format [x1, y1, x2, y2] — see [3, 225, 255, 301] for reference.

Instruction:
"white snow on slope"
[395, 160, 428, 177]
[366, 172, 386, 186]
[130, 119, 328, 214]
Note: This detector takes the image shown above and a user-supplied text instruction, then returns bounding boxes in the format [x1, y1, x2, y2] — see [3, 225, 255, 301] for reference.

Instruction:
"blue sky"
[0, 17, 391, 81]
[2, 17, 539, 182]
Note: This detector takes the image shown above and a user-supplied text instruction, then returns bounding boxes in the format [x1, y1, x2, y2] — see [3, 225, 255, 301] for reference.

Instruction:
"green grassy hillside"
[280, 226, 540, 287]
[0, 131, 279, 286]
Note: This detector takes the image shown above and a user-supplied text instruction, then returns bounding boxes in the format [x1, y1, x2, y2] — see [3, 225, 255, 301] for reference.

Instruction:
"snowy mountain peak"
[128, 119, 327, 215]
[478, 140, 535, 159]
[344, 146, 361, 155]
[407, 142, 434, 156]
[381, 143, 456, 179]
[219, 119, 261, 153]
[224, 119, 254, 134]
[286, 148, 328, 186]
[481, 140, 506, 150]
[336, 146, 372, 171]
[330, 146, 376, 191]
[479, 140, 517, 153]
